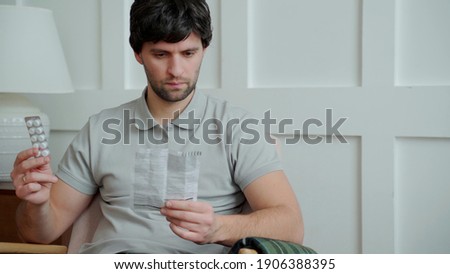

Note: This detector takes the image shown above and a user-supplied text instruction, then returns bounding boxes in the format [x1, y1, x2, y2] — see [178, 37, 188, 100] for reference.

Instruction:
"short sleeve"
[230, 114, 283, 190]
[55, 120, 98, 195]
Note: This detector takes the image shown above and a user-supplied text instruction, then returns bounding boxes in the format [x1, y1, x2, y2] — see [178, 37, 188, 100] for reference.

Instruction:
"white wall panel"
[248, 0, 362, 88]
[395, 0, 450, 86]
[395, 138, 450, 253]
[278, 135, 362, 253]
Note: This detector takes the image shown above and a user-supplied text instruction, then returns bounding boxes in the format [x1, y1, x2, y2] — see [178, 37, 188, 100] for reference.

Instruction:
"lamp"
[0, 5, 73, 183]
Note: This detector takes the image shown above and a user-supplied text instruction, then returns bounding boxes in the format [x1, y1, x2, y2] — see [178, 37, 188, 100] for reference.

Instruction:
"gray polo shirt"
[56, 88, 282, 253]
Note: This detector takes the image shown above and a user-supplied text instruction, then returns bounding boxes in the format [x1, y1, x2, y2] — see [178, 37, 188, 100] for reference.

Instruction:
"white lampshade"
[0, 5, 73, 183]
[0, 5, 73, 93]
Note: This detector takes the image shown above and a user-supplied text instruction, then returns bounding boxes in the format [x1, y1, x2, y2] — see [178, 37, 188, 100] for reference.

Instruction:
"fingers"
[164, 200, 210, 213]
[14, 172, 57, 193]
[13, 148, 38, 168]
[11, 151, 51, 180]
[169, 223, 204, 243]
[13, 170, 58, 192]
[10, 148, 57, 203]
[14, 181, 52, 206]
[160, 201, 204, 231]
[166, 216, 200, 233]
[21, 172, 59, 185]
[161, 200, 213, 222]
[160, 200, 216, 244]
[15, 181, 43, 198]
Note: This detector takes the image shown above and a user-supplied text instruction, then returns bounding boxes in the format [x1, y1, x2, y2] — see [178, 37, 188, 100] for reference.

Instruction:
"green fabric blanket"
[229, 237, 317, 254]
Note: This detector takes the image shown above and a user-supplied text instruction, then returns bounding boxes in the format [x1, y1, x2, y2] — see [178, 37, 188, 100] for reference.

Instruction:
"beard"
[150, 78, 196, 102]
[143, 64, 199, 103]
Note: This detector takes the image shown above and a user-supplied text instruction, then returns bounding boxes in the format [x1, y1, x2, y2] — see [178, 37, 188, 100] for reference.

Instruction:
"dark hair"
[129, 0, 213, 53]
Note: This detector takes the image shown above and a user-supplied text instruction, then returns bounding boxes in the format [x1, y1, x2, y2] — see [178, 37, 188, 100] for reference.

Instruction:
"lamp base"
[0, 94, 49, 182]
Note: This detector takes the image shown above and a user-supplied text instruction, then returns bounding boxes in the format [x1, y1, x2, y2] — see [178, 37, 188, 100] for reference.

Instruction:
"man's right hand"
[10, 148, 59, 205]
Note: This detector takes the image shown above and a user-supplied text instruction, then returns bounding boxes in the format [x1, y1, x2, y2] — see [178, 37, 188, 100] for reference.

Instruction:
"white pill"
[35, 127, 44, 134]
[28, 128, 36, 135]
[41, 149, 50, 157]
[32, 143, 40, 149]
[33, 119, 42, 127]
[37, 134, 46, 142]
[26, 120, 34, 127]
[39, 142, 48, 149]
[30, 135, 38, 142]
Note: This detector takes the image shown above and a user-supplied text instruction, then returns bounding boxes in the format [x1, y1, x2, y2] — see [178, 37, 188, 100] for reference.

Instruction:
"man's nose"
[167, 56, 184, 77]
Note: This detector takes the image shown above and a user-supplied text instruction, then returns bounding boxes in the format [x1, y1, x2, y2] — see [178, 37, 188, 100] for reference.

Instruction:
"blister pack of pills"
[25, 116, 50, 157]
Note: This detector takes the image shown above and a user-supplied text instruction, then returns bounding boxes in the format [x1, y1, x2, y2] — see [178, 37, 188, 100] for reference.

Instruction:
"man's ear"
[134, 51, 143, 64]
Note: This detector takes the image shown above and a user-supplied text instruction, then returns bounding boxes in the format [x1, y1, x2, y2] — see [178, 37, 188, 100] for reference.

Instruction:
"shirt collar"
[171, 88, 206, 130]
[132, 87, 157, 130]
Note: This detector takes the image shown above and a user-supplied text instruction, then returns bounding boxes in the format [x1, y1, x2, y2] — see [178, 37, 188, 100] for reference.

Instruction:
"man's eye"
[154, 53, 167, 58]
[184, 51, 195, 57]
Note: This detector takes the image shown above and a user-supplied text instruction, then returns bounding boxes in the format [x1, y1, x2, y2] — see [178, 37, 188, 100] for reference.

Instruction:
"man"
[11, 0, 303, 253]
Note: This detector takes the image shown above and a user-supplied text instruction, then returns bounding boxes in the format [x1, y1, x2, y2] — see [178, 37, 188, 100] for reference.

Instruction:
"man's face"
[135, 33, 206, 102]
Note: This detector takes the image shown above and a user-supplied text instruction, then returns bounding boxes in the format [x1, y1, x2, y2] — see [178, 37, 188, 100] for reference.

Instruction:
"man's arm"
[12, 148, 93, 244]
[216, 170, 303, 246]
[161, 170, 304, 246]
